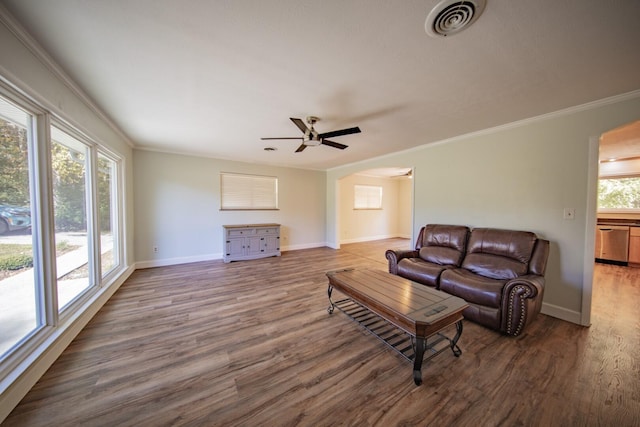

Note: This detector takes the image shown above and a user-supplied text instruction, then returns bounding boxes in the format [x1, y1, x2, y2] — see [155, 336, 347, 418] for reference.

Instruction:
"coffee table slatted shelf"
[333, 297, 458, 364]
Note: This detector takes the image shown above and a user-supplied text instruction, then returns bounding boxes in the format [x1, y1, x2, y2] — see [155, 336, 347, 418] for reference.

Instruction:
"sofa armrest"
[385, 249, 419, 275]
[501, 275, 545, 336]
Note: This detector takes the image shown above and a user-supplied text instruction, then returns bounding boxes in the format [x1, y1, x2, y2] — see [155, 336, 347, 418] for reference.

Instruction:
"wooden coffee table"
[326, 268, 468, 385]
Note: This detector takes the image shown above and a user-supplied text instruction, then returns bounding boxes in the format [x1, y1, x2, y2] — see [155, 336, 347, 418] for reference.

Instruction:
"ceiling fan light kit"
[425, 0, 486, 37]
[261, 115, 361, 153]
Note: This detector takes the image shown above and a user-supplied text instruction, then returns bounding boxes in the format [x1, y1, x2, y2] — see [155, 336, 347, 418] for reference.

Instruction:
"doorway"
[586, 119, 640, 325]
[337, 167, 414, 248]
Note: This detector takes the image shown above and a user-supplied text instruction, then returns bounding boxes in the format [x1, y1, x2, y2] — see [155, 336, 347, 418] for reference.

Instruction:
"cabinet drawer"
[228, 228, 253, 237]
[256, 227, 278, 235]
[630, 227, 640, 237]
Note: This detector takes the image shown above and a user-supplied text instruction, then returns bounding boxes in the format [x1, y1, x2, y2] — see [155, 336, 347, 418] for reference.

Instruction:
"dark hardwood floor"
[3, 239, 639, 426]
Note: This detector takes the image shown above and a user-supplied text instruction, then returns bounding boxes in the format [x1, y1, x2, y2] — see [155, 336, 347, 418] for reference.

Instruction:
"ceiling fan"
[261, 116, 361, 152]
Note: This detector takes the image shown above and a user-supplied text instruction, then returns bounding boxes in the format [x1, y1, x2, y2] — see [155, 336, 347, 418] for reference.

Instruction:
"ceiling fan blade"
[318, 126, 361, 139]
[260, 137, 303, 140]
[295, 143, 307, 153]
[290, 118, 309, 134]
[321, 139, 348, 150]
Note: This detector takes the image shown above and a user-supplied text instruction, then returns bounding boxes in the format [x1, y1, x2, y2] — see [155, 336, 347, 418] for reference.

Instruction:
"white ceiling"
[2, 0, 640, 171]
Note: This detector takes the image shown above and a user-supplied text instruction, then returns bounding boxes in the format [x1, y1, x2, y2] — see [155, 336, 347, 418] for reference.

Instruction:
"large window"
[0, 83, 124, 366]
[98, 153, 119, 278]
[220, 172, 278, 210]
[51, 125, 92, 310]
[598, 177, 640, 211]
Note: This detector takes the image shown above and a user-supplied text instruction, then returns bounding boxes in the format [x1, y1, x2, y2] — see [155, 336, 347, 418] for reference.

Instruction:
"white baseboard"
[340, 234, 405, 245]
[134, 243, 330, 269]
[135, 253, 222, 269]
[281, 242, 326, 252]
[541, 302, 583, 325]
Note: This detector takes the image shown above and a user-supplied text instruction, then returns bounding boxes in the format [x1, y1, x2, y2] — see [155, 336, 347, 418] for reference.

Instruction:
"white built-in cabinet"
[223, 224, 281, 263]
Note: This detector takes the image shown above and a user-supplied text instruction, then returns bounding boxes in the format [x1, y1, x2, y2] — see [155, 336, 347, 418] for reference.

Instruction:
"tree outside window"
[598, 177, 640, 210]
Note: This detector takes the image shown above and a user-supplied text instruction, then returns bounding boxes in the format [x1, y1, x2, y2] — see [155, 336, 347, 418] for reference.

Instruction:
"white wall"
[338, 174, 411, 243]
[133, 150, 326, 267]
[327, 92, 640, 325]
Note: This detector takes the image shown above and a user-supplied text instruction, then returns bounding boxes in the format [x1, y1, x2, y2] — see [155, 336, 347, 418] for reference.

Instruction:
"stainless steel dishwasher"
[595, 225, 629, 263]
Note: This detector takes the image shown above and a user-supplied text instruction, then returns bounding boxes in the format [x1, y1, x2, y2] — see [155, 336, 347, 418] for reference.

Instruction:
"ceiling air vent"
[425, 0, 486, 37]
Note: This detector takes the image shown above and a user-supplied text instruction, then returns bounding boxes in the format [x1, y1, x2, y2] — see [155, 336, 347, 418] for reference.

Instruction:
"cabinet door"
[264, 235, 279, 253]
[629, 236, 640, 264]
[246, 236, 263, 256]
[226, 237, 245, 258]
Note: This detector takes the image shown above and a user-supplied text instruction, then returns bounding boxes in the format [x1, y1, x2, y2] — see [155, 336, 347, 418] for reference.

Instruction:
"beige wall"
[338, 174, 412, 243]
[133, 150, 327, 267]
[327, 93, 640, 325]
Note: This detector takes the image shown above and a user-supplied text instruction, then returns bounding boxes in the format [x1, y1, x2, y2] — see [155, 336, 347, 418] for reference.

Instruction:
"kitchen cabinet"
[223, 224, 280, 263]
[629, 227, 640, 266]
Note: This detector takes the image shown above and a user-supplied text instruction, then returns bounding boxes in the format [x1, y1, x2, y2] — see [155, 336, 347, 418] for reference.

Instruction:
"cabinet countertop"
[223, 223, 280, 228]
[597, 219, 640, 227]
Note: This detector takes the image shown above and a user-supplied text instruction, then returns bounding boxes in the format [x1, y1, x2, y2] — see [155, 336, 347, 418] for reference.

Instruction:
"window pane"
[51, 126, 92, 310]
[0, 96, 39, 357]
[98, 153, 117, 277]
[598, 177, 640, 210]
[354, 185, 383, 209]
[221, 173, 278, 210]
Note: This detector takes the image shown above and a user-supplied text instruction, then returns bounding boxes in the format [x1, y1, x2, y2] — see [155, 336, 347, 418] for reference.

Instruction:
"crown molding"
[328, 89, 640, 173]
[0, 5, 134, 148]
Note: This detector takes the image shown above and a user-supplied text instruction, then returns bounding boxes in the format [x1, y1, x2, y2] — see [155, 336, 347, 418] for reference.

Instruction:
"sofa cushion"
[418, 246, 463, 266]
[462, 228, 537, 280]
[439, 268, 506, 308]
[419, 224, 469, 266]
[397, 258, 449, 287]
[462, 253, 527, 280]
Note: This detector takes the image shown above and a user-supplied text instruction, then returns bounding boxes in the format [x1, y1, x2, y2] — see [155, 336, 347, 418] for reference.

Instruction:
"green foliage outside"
[0, 245, 33, 271]
[598, 177, 640, 209]
[0, 241, 79, 272]
[1, 118, 113, 232]
[51, 141, 87, 231]
[0, 119, 30, 206]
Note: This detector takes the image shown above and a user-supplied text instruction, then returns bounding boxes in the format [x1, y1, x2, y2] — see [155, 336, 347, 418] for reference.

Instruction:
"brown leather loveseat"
[386, 224, 550, 336]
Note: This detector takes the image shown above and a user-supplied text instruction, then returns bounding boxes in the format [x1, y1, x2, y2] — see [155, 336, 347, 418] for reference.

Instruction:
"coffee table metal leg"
[413, 337, 426, 385]
[327, 285, 335, 314]
[450, 320, 463, 357]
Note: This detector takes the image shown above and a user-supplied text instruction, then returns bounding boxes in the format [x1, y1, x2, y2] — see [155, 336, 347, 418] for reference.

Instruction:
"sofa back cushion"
[461, 228, 537, 280]
[418, 224, 469, 266]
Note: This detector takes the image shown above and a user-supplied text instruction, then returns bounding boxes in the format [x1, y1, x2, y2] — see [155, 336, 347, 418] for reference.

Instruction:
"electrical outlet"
[563, 208, 575, 220]
[153, 246, 158, 253]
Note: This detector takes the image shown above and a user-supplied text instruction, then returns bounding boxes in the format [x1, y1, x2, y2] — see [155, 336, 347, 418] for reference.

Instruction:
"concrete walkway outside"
[0, 233, 112, 357]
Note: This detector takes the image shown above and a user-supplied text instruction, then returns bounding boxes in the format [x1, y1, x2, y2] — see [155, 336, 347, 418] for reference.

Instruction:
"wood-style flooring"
[3, 239, 639, 426]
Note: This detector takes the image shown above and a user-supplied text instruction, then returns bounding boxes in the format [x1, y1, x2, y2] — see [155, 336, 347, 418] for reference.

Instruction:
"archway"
[336, 167, 414, 249]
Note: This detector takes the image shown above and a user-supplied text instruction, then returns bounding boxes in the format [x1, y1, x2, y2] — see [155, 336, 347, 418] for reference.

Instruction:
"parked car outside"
[0, 204, 31, 234]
